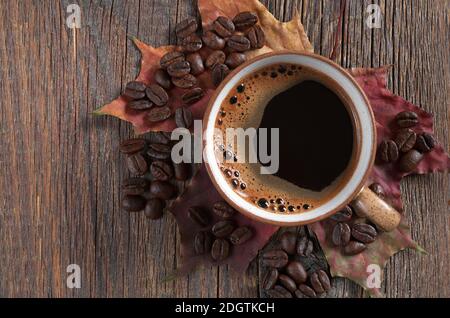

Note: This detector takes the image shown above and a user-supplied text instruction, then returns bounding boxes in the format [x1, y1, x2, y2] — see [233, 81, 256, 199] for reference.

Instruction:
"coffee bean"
[122, 195, 146, 212]
[227, 35, 251, 52]
[212, 201, 235, 218]
[261, 249, 289, 268]
[128, 99, 153, 110]
[173, 162, 190, 181]
[202, 31, 226, 50]
[150, 160, 174, 181]
[147, 143, 172, 160]
[229, 227, 252, 245]
[126, 153, 148, 176]
[369, 183, 385, 197]
[211, 239, 230, 261]
[212, 64, 230, 87]
[285, 261, 307, 284]
[278, 274, 297, 293]
[152, 131, 172, 145]
[352, 223, 377, 244]
[174, 107, 193, 129]
[172, 74, 197, 89]
[144, 198, 164, 220]
[331, 223, 351, 246]
[123, 81, 147, 99]
[379, 140, 399, 163]
[186, 53, 205, 76]
[160, 51, 185, 69]
[175, 17, 198, 38]
[149, 180, 177, 200]
[213, 16, 235, 37]
[395, 128, 417, 153]
[396, 111, 418, 128]
[154, 69, 172, 90]
[330, 205, 353, 222]
[212, 220, 235, 238]
[310, 270, 331, 294]
[246, 25, 265, 49]
[205, 50, 226, 69]
[233, 11, 258, 31]
[225, 52, 247, 69]
[182, 87, 205, 105]
[296, 236, 314, 257]
[399, 149, 423, 172]
[262, 269, 279, 290]
[119, 138, 147, 154]
[296, 284, 317, 298]
[146, 106, 172, 123]
[415, 133, 436, 153]
[182, 34, 203, 52]
[188, 206, 210, 227]
[167, 60, 191, 78]
[194, 231, 213, 255]
[145, 84, 169, 107]
[272, 285, 293, 298]
[121, 177, 149, 195]
[279, 231, 297, 255]
[343, 241, 367, 255]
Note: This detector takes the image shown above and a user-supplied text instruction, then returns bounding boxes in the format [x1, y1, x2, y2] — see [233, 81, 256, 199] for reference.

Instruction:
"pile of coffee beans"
[378, 111, 436, 172]
[188, 201, 254, 261]
[262, 231, 332, 298]
[122, 12, 265, 127]
[119, 133, 191, 219]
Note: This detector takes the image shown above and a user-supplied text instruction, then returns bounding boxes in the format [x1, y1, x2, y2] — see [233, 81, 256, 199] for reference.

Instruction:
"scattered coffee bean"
[271, 285, 293, 298]
[128, 99, 153, 110]
[296, 236, 314, 257]
[351, 223, 377, 244]
[229, 226, 252, 245]
[150, 160, 174, 181]
[212, 64, 230, 86]
[285, 261, 307, 284]
[211, 238, 230, 261]
[278, 274, 297, 293]
[194, 231, 213, 255]
[175, 17, 198, 38]
[396, 111, 418, 128]
[167, 60, 191, 78]
[296, 284, 317, 298]
[330, 205, 353, 222]
[212, 201, 235, 219]
[247, 25, 265, 49]
[154, 69, 172, 90]
[144, 198, 164, 220]
[415, 133, 435, 153]
[227, 34, 251, 52]
[186, 53, 205, 76]
[146, 106, 172, 122]
[394, 128, 417, 153]
[182, 34, 203, 52]
[147, 143, 172, 160]
[233, 11, 258, 30]
[188, 206, 210, 227]
[399, 149, 423, 172]
[202, 31, 226, 50]
[174, 107, 193, 129]
[149, 180, 177, 200]
[126, 153, 148, 176]
[152, 131, 172, 145]
[310, 270, 331, 294]
[173, 162, 190, 181]
[262, 268, 279, 290]
[279, 231, 297, 255]
[369, 183, 385, 197]
[225, 52, 247, 69]
[343, 241, 367, 255]
[122, 195, 146, 212]
[261, 249, 289, 268]
[182, 87, 205, 105]
[160, 51, 185, 69]
[379, 140, 399, 163]
[124, 81, 147, 99]
[119, 138, 147, 154]
[145, 84, 169, 107]
[331, 223, 351, 246]
[213, 16, 235, 37]
[121, 178, 149, 195]
[206, 50, 226, 69]
[212, 220, 235, 238]
[172, 74, 197, 89]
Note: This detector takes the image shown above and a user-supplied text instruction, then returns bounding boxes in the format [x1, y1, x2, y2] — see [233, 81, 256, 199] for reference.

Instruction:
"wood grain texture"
[0, 0, 448, 298]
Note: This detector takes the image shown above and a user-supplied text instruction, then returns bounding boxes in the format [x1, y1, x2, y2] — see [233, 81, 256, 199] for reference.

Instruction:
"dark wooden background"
[0, 0, 448, 298]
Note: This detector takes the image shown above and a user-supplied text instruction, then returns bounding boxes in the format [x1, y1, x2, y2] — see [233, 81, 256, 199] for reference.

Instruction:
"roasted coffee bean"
[147, 143, 172, 160]
[279, 231, 297, 255]
[175, 17, 198, 38]
[225, 52, 246, 69]
[262, 249, 289, 268]
[152, 131, 172, 145]
[310, 270, 331, 294]
[415, 133, 436, 153]
[202, 31, 226, 50]
[146, 106, 172, 123]
[247, 25, 265, 49]
[332, 223, 351, 247]
[296, 236, 314, 256]
[150, 160, 174, 181]
[369, 183, 385, 197]
[213, 16, 235, 37]
[145, 84, 169, 107]
[174, 107, 193, 129]
[182, 34, 203, 52]
[399, 149, 423, 172]
[205, 50, 226, 69]
[273, 285, 293, 298]
[128, 99, 153, 110]
[149, 180, 177, 200]
[343, 241, 367, 255]
[352, 223, 377, 244]
[172, 74, 197, 89]
[227, 34, 251, 52]
[212, 220, 235, 238]
[379, 140, 399, 163]
[122, 195, 146, 212]
[394, 128, 417, 153]
[285, 261, 307, 284]
[121, 178, 149, 195]
[396, 111, 418, 128]
[144, 198, 164, 220]
[160, 51, 185, 69]
[212, 64, 230, 87]
[186, 53, 205, 76]
[188, 206, 210, 227]
[233, 11, 258, 30]
[119, 138, 147, 154]
[229, 226, 252, 245]
[173, 162, 190, 181]
[330, 205, 353, 222]
[126, 153, 148, 176]
[278, 274, 297, 293]
[262, 268, 279, 290]
[123, 81, 147, 99]
[154, 69, 172, 90]
[211, 239, 230, 261]
[167, 60, 191, 78]
[296, 284, 317, 298]
[194, 231, 213, 255]
[212, 201, 235, 218]
[182, 87, 205, 105]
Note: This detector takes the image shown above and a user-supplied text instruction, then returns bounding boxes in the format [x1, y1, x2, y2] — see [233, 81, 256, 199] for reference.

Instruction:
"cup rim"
[203, 51, 376, 226]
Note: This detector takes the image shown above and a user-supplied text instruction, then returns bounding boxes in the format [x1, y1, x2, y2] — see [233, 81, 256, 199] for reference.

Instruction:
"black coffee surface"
[258, 80, 353, 192]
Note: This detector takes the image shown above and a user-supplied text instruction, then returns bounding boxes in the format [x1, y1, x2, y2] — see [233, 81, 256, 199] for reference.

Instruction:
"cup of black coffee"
[203, 52, 400, 230]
